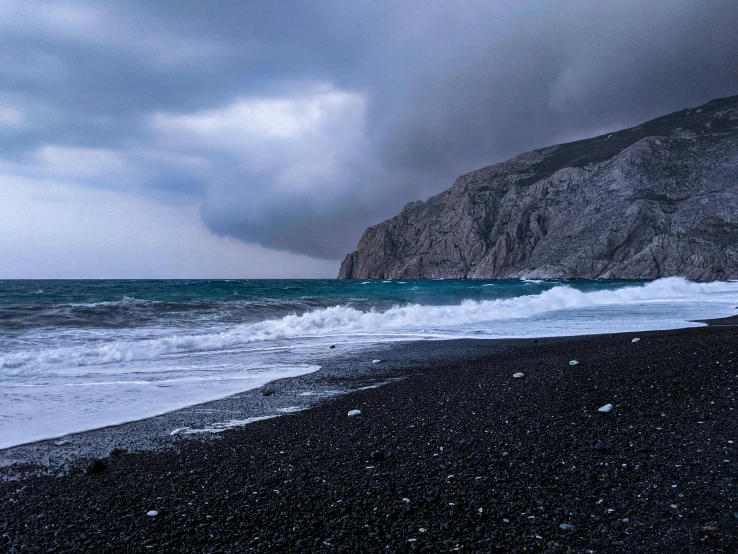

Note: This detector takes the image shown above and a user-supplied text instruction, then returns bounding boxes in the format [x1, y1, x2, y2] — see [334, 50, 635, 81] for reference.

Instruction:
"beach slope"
[2, 325, 738, 552]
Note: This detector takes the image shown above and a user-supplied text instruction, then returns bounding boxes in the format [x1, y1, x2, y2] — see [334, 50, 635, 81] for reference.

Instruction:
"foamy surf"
[0, 277, 736, 449]
[1, 277, 735, 373]
[0, 364, 320, 450]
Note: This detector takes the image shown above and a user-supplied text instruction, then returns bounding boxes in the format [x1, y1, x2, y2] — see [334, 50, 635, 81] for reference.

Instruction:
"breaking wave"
[2, 277, 735, 372]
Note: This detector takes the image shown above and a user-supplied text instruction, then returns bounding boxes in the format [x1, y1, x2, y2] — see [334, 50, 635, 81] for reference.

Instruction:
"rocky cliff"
[339, 95, 738, 280]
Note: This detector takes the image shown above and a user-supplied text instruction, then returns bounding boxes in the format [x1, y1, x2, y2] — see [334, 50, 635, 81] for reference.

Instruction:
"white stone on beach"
[513, 372, 525, 378]
[632, 338, 641, 343]
[559, 523, 576, 531]
[569, 360, 579, 366]
[147, 510, 158, 517]
[347, 409, 361, 417]
[372, 359, 383, 364]
[598, 403, 614, 413]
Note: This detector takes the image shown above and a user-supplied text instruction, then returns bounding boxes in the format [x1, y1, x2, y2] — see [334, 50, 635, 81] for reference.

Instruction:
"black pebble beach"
[2, 324, 738, 553]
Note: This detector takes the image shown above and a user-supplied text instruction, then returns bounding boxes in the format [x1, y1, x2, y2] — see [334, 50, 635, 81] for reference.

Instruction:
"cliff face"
[339, 96, 738, 280]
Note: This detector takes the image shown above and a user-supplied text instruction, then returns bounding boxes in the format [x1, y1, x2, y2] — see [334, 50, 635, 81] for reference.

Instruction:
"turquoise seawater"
[1, 278, 736, 448]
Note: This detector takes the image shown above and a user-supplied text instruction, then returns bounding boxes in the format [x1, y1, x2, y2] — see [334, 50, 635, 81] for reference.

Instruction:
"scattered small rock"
[513, 372, 525, 379]
[598, 403, 614, 413]
[84, 459, 108, 476]
[329, 345, 336, 349]
[702, 526, 718, 532]
[631, 338, 641, 343]
[372, 359, 383, 364]
[569, 360, 579, 366]
[370, 451, 385, 461]
[109, 448, 126, 457]
[146, 510, 159, 517]
[593, 442, 608, 452]
[559, 523, 576, 531]
[347, 409, 361, 417]
[261, 389, 274, 397]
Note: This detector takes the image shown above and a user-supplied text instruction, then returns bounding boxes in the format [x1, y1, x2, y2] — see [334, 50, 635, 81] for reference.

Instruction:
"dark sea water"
[1, 278, 736, 448]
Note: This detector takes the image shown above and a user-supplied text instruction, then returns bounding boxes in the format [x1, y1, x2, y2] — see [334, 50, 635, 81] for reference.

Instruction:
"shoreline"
[2, 323, 738, 552]
[2, 277, 735, 469]
[0, 337, 524, 474]
[0, 317, 731, 474]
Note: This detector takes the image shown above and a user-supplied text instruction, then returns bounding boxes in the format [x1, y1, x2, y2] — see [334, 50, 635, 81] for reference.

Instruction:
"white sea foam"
[182, 415, 279, 434]
[2, 277, 737, 450]
[277, 406, 306, 413]
[0, 364, 319, 449]
[1, 277, 735, 373]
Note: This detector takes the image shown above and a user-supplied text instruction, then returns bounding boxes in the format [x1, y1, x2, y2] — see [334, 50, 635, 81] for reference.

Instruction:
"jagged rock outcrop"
[339, 95, 738, 280]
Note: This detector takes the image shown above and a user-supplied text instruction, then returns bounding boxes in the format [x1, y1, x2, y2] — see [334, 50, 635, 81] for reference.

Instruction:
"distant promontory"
[339, 95, 738, 280]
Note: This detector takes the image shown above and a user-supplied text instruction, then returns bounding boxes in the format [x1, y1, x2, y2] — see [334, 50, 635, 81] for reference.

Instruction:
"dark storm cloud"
[2, 0, 738, 260]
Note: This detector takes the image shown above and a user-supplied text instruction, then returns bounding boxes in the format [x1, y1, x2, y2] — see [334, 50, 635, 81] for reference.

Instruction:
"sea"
[1, 277, 737, 450]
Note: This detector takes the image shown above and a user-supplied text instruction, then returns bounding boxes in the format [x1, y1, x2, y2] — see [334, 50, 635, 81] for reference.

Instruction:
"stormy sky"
[2, 0, 738, 278]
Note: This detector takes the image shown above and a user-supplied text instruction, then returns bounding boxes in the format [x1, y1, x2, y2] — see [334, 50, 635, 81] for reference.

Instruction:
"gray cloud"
[2, 0, 738, 263]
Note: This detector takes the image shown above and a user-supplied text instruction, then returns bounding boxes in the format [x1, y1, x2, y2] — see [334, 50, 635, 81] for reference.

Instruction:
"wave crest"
[1, 278, 735, 372]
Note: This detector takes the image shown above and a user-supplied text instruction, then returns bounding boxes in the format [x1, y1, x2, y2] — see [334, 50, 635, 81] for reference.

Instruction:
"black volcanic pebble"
[3, 325, 738, 553]
[84, 459, 107, 475]
[593, 442, 608, 452]
[109, 448, 125, 457]
[330, 344, 336, 349]
[370, 450, 385, 461]
[260, 389, 274, 396]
